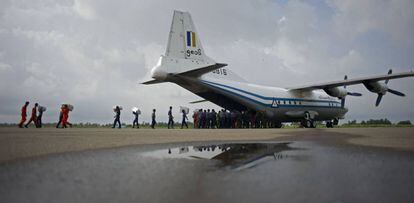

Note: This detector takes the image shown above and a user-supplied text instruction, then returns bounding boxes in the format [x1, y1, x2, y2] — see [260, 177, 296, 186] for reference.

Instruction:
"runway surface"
[0, 127, 413, 202]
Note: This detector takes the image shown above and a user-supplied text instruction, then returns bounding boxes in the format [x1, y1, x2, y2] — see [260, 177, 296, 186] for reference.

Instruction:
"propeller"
[387, 88, 405, 96]
[344, 75, 362, 96]
[341, 75, 362, 108]
[375, 69, 405, 106]
[375, 94, 383, 106]
[385, 69, 392, 84]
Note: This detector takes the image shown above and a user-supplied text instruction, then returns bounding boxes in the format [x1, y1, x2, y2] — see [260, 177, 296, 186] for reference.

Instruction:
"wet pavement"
[0, 140, 413, 203]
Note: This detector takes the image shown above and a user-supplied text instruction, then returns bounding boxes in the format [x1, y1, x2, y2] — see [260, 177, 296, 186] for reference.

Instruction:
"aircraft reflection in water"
[144, 143, 293, 171]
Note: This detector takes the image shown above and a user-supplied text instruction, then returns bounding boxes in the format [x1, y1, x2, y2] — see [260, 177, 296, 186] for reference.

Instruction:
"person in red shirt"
[18, 101, 29, 128]
[24, 103, 38, 128]
[192, 110, 198, 129]
[61, 105, 72, 128]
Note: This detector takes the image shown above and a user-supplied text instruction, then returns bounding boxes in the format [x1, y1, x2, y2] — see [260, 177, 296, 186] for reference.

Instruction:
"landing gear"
[301, 112, 317, 128]
[311, 120, 316, 128]
[301, 120, 316, 128]
[326, 121, 334, 128]
[274, 122, 283, 128]
[333, 118, 339, 126]
[326, 118, 338, 128]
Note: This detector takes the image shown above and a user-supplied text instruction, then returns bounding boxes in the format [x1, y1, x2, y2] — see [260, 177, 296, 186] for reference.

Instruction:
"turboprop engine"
[323, 87, 348, 99]
[363, 69, 405, 106]
[363, 81, 388, 95]
[323, 75, 362, 107]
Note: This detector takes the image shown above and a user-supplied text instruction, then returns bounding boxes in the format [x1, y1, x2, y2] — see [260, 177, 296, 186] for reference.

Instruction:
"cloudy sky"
[1, 0, 414, 124]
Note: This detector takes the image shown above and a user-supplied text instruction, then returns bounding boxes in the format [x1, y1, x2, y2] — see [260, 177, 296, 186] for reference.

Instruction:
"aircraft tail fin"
[166, 10, 207, 61]
[143, 10, 227, 84]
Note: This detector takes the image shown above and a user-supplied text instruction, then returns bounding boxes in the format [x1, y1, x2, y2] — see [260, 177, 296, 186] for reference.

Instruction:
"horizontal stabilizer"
[141, 79, 163, 85]
[178, 63, 227, 78]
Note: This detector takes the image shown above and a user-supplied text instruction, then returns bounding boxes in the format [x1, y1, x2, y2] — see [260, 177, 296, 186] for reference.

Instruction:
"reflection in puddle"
[142, 142, 294, 171]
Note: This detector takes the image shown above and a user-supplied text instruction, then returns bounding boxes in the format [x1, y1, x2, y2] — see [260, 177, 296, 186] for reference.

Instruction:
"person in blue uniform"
[167, 106, 174, 129]
[112, 106, 121, 129]
[181, 109, 188, 129]
[132, 110, 139, 128]
[151, 109, 156, 129]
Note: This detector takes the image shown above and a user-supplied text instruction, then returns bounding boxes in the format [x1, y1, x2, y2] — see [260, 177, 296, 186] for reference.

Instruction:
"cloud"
[73, 0, 97, 20]
[329, 0, 414, 46]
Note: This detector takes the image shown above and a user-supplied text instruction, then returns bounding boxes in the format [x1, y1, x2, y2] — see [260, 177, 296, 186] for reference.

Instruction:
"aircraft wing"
[288, 71, 414, 91]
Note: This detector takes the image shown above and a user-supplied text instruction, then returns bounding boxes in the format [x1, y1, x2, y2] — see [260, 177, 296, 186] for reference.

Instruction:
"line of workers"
[18, 101, 73, 128]
[19, 102, 267, 129]
[111, 106, 188, 129]
[111, 106, 269, 129]
[191, 109, 269, 129]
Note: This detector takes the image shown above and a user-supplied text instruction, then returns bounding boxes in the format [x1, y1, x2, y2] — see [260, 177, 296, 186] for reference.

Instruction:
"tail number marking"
[186, 49, 202, 57]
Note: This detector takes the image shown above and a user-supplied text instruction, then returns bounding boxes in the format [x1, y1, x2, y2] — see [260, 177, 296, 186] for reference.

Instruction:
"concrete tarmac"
[0, 127, 413, 164]
[1, 127, 414, 202]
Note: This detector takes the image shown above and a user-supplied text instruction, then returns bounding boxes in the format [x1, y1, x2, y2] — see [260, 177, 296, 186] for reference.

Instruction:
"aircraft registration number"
[212, 68, 227, 75]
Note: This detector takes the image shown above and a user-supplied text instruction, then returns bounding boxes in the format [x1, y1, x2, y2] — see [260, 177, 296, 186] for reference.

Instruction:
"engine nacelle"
[363, 82, 388, 94]
[324, 87, 348, 98]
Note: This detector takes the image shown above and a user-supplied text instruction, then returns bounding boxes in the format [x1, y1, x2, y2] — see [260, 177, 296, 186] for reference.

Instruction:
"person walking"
[24, 103, 38, 128]
[18, 101, 29, 128]
[36, 106, 45, 128]
[61, 104, 72, 128]
[132, 109, 140, 128]
[167, 106, 174, 129]
[112, 106, 122, 129]
[56, 105, 64, 128]
[181, 109, 188, 129]
[151, 109, 156, 129]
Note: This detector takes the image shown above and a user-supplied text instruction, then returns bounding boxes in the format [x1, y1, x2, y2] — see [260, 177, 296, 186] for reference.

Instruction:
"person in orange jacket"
[24, 103, 38, 128]
[18, 101, 29, 128]
[61, 105, 72, 128]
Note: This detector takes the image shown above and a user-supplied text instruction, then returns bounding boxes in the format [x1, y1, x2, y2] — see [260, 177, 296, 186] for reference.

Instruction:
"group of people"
[18, 102, 44, 128]
[19, 102, 271, 129]
[192, 109, 272, 129]
[18, 101, 72, 128]
[112, 106, 189, 129]
[56, 104, 73, 128]
[166, 106, 189, 129]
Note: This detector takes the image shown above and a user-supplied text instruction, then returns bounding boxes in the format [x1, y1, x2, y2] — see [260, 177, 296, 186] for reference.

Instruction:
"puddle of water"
[2, 141, 414, 203]
[141, 142, 294, 170]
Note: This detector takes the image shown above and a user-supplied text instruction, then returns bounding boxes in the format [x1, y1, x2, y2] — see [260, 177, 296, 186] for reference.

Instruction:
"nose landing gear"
[325, 118, 338, 128]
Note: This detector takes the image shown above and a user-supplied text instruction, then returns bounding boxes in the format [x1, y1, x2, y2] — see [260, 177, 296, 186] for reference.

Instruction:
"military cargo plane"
[143, 10, 414, 128]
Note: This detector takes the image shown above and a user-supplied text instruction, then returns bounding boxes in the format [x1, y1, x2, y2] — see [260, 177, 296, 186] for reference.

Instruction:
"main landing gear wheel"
[311, 120, 316, 128]
[326, 121, 334, 128]
[302, 112, 316, 128]
[274, 122, 283, 128]
[301, 119, 316, 128]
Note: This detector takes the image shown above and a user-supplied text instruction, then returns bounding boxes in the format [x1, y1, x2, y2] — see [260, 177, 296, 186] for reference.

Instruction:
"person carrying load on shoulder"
[18, 101, 29, 128]
[24, 103, 38, 128]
